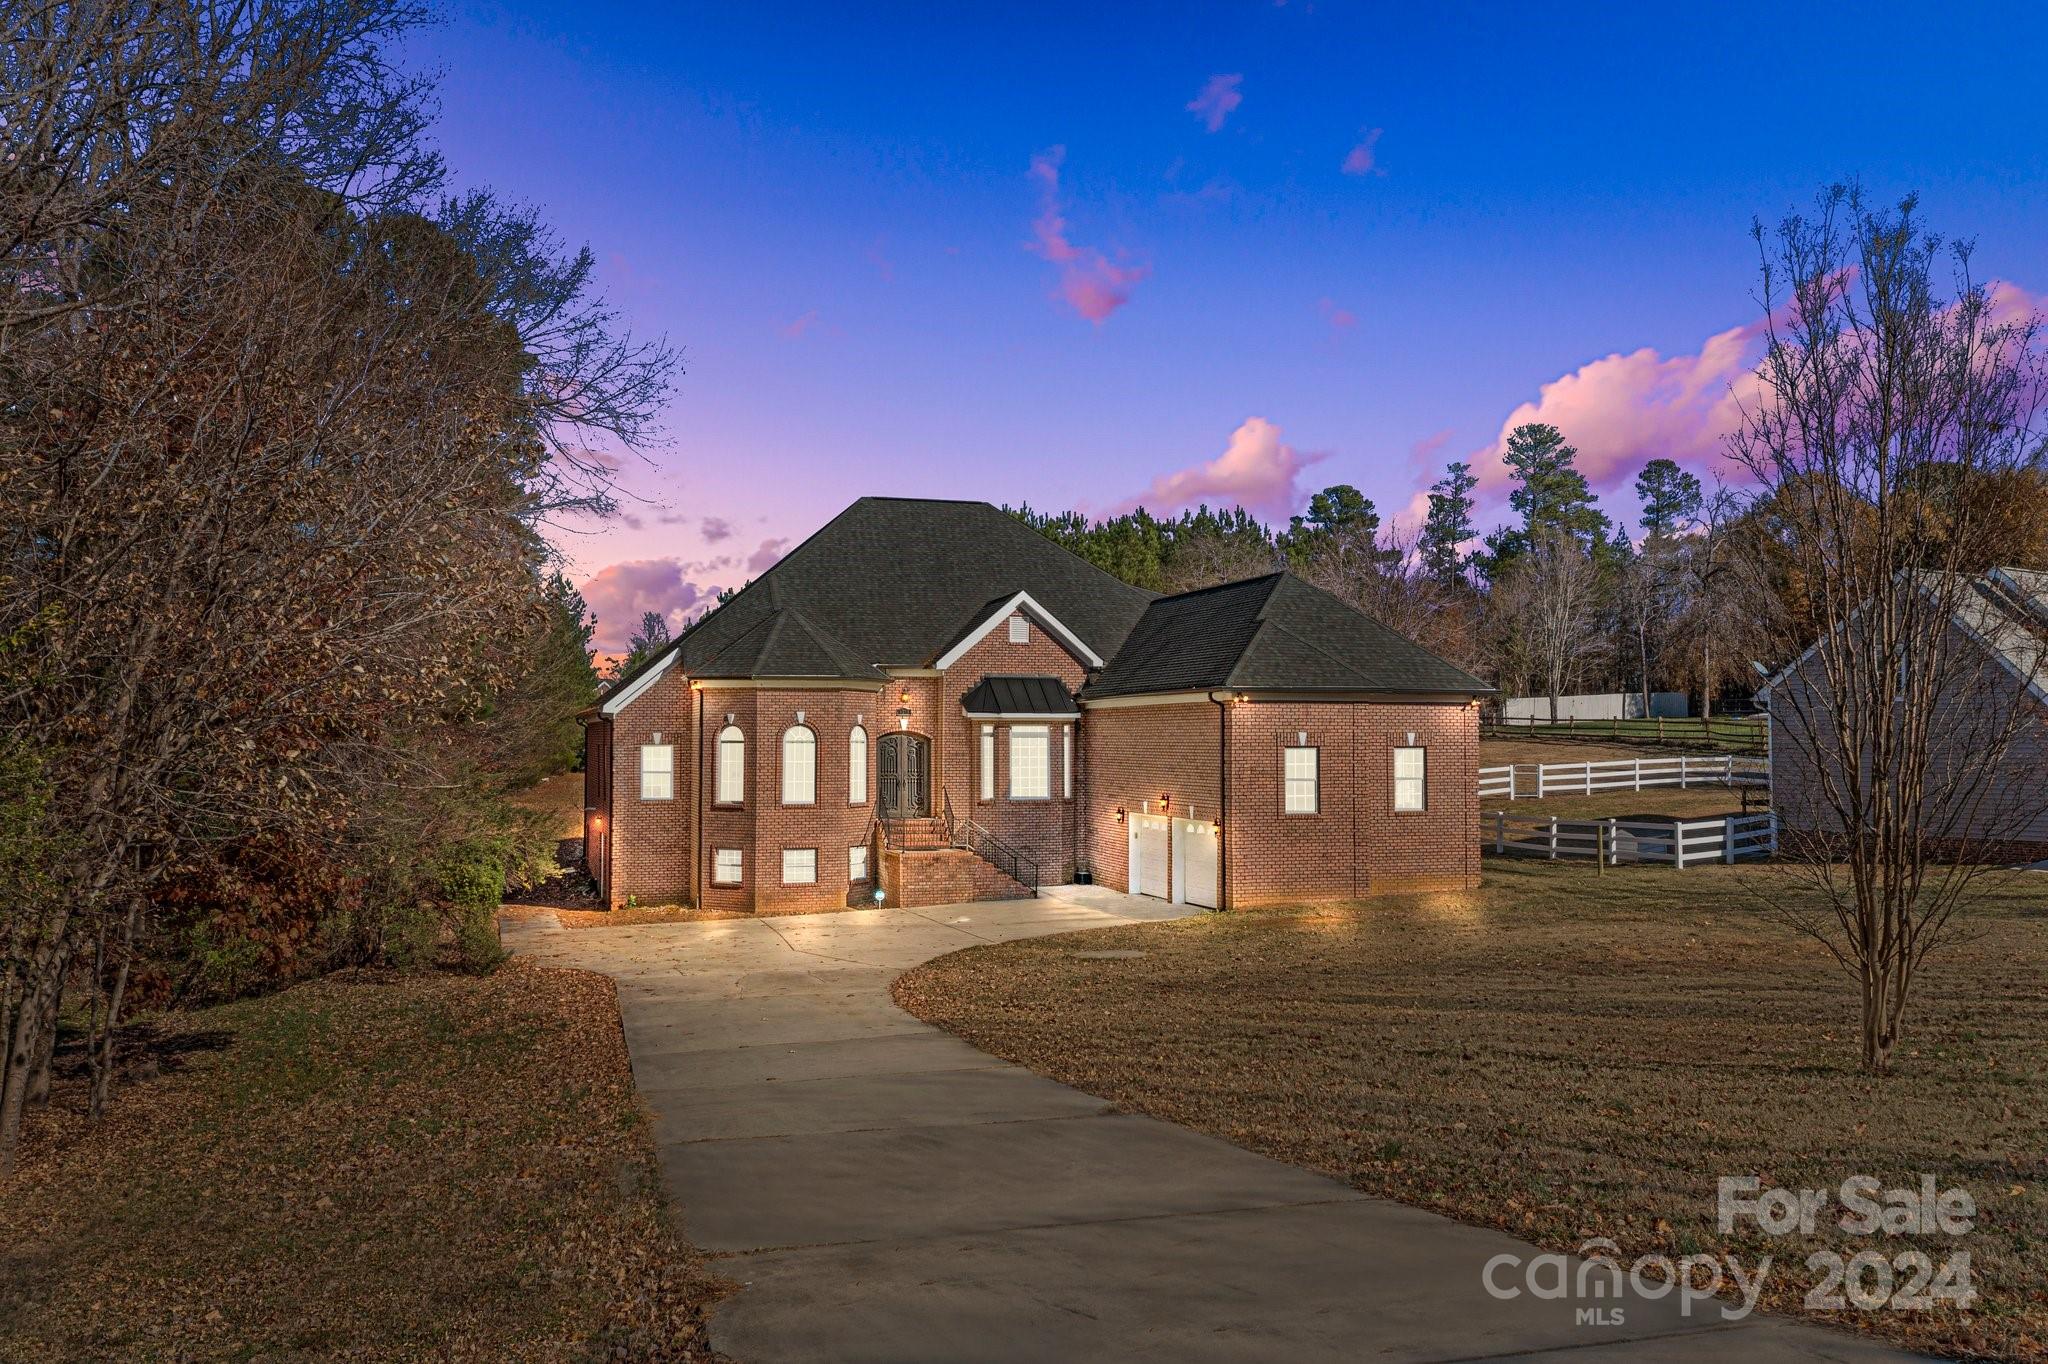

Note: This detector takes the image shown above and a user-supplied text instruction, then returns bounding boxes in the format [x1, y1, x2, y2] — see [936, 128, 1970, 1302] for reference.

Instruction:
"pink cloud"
[1027, 147, 1150, 324]
[780, 309, 820, 340]
[1186, 74, 1243, 132]
[700, 516, 734, 543]
[580, 558, 724, 652]
[1114, 417, 1329, 522]
[746, 537, 790, 574]
[1466, 319, 1768, 511]
[1318, 297, 1358, 331]
[1341, 128, 1385, 177]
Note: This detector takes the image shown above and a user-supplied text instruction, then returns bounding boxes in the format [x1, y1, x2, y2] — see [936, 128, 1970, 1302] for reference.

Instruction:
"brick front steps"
[878, 828, 1035, 908]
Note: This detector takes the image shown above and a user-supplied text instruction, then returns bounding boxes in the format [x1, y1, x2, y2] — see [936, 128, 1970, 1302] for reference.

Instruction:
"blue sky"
[410, 2, 2048, 649]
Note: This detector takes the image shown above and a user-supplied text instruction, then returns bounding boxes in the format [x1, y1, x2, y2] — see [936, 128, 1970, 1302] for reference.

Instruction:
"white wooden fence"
[1478, 753, 1767, 802]
[1487, 811, 1778, 867]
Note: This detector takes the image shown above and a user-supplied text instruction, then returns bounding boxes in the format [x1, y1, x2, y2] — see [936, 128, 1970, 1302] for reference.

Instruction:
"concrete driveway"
[505, 888, 1920, 1363]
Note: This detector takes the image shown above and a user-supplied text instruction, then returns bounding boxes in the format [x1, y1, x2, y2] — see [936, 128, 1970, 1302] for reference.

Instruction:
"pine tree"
[1419, 461, 1477, 584]
[1503, 423, 1610, 550]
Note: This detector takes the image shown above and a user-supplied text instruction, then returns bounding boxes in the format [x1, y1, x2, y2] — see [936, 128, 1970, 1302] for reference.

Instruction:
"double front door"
[877, 733, 930, 818]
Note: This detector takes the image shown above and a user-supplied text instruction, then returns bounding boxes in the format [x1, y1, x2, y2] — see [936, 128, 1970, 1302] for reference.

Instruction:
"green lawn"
[2, 962, 726, 1361]
[895, 861, 2048, 1362]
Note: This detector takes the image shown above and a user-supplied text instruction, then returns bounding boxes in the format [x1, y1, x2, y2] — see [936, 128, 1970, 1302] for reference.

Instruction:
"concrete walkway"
[505, 888, 1920, 1363]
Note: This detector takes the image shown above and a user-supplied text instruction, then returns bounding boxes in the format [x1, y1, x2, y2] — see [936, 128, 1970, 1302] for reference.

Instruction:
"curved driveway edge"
[504, 888, 1924, 1363]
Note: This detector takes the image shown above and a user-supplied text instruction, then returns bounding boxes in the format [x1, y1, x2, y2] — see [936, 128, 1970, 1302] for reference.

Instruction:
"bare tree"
[1730, 187, 2047, 1074]
[1297, 524, 1479, 672]
[1488, 530, 1610, 720]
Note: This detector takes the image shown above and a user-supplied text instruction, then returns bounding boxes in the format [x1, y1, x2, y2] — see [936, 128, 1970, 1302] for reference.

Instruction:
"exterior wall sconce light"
[1159, 792, 1171, 811]
[899, 689, 911, 703]
[1113, 806, 1126, 823]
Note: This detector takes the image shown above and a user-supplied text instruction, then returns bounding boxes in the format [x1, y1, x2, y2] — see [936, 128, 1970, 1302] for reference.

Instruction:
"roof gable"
[599, 498, 1155, 701]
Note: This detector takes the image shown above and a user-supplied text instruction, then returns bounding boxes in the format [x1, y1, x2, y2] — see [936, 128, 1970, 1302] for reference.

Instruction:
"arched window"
[781, 725, 816, 805]
[848, 725, 868, 804]
[716, 725, 745, 804]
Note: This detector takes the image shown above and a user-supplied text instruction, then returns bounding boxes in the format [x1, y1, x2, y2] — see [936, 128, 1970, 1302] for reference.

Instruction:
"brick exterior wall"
[1223, 699, 1481, 905]
[699, 685, 886, 914]
[601, 666, 693, 909]
[1082, 701, 1223, 894]
[941, 615, 1088, 882]
[586, 617, 1481, 911]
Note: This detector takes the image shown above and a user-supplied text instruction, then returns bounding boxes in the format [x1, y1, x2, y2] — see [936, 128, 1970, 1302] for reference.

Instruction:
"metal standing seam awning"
[959, 674, 1081, 720]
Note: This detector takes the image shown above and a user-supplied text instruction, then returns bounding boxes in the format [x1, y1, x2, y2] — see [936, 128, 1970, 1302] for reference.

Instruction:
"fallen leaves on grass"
[1, 961, 730, 1361]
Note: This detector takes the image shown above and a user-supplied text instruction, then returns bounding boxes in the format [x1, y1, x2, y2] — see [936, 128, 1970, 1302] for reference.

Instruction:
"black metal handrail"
[952, 817, 1039, 890]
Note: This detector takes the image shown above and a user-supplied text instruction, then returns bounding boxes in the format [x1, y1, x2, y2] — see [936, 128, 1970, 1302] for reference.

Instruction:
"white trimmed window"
[639, 743, 674, 800]
[782, 848, 817, 884]
[1009, 725, 1051, 799]
[848, 725, 868, 804]
[712, 848, 742, 884]
[1062, 725, 1073, 799]
[849, 844, 868, 882]
[781, 725, 816, 805]
[980, 725, 995, 800]
[716, 725, 744, 804]
[1283, 746, 1319, 814]
[1008, 615, 1029, 643]
[1394, 746, 1427, 811]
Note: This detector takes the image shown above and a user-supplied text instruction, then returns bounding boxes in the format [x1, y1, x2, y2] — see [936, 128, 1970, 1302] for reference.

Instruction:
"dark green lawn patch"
[895, 861, 2048, 1362]
[1, 961, 727, 1362]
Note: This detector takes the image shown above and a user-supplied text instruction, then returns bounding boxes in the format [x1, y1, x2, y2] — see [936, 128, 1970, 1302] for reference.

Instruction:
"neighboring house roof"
[960, 675, 1080, 718]
[1083, 572, 1492, 699]
[1758, 566, 2048, 708]
[598, 498, 1155, 703]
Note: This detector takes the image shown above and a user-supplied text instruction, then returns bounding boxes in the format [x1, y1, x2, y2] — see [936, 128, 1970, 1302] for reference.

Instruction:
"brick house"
[1763, 566, 2048, 861]
[582, 497, 1491, 912]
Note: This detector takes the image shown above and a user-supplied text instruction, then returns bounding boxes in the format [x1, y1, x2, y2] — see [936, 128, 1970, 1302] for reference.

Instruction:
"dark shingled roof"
[598, 499, 1156, 698]
[1083, 572, 1492, 699]
[690, 606, 884, 681]
[960, 675, 1079, 716]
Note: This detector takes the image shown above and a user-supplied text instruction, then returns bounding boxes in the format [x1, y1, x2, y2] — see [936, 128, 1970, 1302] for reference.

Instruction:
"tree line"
[0, 1, 668, 1168]
[1014, 424, 2046, 721]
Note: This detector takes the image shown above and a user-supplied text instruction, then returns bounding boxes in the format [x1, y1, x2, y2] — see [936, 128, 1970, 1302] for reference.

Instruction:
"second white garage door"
[1130, 814, 1171, 899]
[1174, 818, 1218, 909]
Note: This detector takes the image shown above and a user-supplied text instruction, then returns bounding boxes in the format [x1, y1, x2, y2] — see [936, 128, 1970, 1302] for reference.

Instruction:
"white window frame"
[715, 725, 745, 805]
[782, 847, 817, 884]
[848, 725, 868, 804]
[1008, 615, 1030, 643]
[781, 724, 816, 806]
[639, 743, 674, 800]
[1283, 745, 1319, 814]
[712, 848, 742, 884]
[1009, 725, 1051, 800]
[1062, 724, 1073, 799]
[848, 844, 869, 882]
[980, 725, 995, 801]
[1393, 746, 1427, 811]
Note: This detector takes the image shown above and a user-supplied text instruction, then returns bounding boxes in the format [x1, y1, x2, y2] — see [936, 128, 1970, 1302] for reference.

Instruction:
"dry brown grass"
[510, 769, 586, 839]
[1, 961, 729, 1361]
[895, 861, 2048, 1362]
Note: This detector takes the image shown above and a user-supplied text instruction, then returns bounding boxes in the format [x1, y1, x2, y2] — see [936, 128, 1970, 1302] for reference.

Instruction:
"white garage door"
[1130, 814, 1171, 899]
[1175, 819, 1218, 909]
